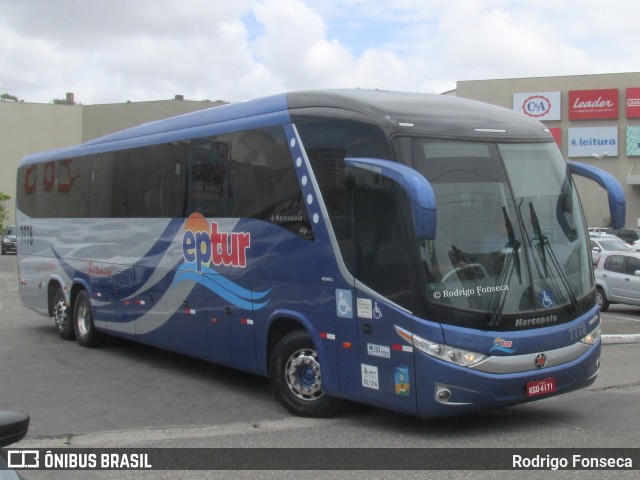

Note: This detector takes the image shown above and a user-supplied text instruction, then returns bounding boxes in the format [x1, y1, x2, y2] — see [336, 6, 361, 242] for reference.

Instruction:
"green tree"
[0, 93, 19, 102]
[0, 192, 11, 231]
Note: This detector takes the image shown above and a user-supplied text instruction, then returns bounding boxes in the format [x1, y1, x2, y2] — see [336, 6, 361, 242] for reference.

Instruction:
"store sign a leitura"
[568, 88, 619, 120]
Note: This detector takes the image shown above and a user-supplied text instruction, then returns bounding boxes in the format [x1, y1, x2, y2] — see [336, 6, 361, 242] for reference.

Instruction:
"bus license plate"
[526, 377, 556, 397]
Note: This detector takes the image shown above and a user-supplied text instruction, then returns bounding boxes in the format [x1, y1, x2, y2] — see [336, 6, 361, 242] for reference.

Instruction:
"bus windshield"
[398, 138, 592, 326]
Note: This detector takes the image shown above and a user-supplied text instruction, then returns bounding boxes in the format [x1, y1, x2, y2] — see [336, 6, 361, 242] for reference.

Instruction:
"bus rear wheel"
[269, 330, 342, 418]
[53, 287, 74, 340]
[73, 290, 103, 347]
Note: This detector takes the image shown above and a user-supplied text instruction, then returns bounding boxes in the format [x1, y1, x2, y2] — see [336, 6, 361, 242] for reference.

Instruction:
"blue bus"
[16, 90, 625, 418]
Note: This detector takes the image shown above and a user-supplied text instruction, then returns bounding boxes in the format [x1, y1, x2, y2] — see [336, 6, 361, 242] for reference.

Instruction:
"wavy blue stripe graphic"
[51, 217, 185, 300]
[489, 345, 517, 354]
[173, 262, 271, 310]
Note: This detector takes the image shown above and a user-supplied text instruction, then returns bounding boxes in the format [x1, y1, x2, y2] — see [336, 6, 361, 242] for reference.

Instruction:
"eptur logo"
[182, 213, 250, 271]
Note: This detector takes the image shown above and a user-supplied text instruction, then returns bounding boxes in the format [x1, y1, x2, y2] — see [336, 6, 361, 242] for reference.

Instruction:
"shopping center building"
[455, 72, 640, 228]
[2, 73, 640, 228]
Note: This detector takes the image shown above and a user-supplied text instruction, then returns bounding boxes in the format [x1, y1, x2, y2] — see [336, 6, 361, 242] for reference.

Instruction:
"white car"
[594, 251, 640, 311]
[588, 227, 612, 235]
[590, 234, 631, 266]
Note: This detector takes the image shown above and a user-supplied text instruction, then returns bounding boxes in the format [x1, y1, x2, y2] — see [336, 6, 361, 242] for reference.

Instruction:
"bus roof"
[287, 89, 552, 141]
[20, 89, 552, 166]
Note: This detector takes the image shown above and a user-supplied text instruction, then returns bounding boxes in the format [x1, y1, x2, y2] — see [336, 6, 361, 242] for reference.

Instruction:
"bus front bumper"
[414, 340, 600, 418]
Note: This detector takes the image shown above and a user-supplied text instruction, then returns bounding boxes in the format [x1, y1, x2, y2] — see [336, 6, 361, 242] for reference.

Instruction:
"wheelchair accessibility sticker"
[356, 298, 383, 319]
[336, 289, 353, 318]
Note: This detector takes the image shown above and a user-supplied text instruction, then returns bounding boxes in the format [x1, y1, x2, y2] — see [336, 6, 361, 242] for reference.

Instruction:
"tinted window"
[353, 186, 413, 308]
[297, 120, 391, 268]
[58, 158, 90, 218]
[16, 127, 310, 237]
[186, 139, 228, 217]
[227, 127, 311, 238]
[604, 255, 626, 273]
[89, 153, 116, 217]
[626, 256, 640, 275]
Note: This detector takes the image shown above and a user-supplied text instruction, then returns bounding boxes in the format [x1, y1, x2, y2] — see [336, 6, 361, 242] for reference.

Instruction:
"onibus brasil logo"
[174, 213, 270, 310]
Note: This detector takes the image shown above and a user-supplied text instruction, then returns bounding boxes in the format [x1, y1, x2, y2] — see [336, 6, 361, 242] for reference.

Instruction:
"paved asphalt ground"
[600, 304, 640, 344]
[2, 252, 640, 480]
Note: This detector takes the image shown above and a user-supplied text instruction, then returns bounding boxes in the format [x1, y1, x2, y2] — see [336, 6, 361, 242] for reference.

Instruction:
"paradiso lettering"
[182, 219, 251, 271]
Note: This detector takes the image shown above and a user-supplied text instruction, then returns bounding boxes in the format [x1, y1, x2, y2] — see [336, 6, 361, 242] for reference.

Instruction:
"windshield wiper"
[529, 202, 548, 277]
[489, 207, 522, 327]
[502, 206, 521, 283]
[528, 202, 581, 314]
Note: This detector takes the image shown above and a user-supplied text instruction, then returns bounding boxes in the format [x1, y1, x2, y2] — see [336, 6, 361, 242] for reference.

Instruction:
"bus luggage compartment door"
[203, 273, 257, 372]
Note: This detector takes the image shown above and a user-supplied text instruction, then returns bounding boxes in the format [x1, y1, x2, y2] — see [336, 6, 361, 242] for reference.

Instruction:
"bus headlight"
[580, 325, 601, 345]
[412, 333, 486, 367]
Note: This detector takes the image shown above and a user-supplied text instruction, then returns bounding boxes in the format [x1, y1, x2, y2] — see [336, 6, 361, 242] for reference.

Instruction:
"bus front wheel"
[596, 286, 610, 312]
[73, 290, 103, 348]
[269, 330, 342, 418]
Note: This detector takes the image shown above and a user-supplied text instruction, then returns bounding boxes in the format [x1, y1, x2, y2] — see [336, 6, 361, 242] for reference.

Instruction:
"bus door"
[340, 165, 423, 415]
[338, 157, 436, 414]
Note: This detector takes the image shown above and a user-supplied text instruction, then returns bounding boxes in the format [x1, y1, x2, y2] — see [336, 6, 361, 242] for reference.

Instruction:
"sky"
[1, 0, 639, 105]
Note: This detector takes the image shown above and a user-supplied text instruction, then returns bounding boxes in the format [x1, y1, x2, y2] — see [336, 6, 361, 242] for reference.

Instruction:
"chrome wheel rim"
[53, 298, 68, 330]
[285, 348, 324, 401]
[77, 302, 91, 337]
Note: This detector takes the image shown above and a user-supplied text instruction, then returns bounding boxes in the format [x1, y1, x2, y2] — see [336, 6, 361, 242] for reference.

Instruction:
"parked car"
[588, 226, 614, 235]
[589, 233, 632, 266]
[612, 227, 640, 245]
[1, 225, 16, 255]
[594, 250, 640, 311]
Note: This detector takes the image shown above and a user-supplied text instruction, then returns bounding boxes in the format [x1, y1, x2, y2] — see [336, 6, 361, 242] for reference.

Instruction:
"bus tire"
[53, 286, 75, 340]
[596, 286, 609, 312]
[269, 330, 342, 418]
[73, 290, 103, 348]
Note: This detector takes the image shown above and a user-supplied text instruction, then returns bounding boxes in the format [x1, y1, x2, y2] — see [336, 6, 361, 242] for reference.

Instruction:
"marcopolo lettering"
[515, 314, 558, 328]
[271, 213, 304, 224]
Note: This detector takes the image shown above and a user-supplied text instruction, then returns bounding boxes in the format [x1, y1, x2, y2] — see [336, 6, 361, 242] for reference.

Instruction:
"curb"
[602, 334, 640, 345]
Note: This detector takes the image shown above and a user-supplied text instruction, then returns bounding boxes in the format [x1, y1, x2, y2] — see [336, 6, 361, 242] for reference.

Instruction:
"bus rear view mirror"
[344, 157, 437, 239]
[567, 161, 626, 229]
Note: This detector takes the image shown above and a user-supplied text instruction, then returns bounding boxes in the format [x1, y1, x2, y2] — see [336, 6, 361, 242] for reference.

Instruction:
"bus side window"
[186, 139, 228, 217]
[16, 164, 37, 218]
[353, 186, 414, 309]
[57, 158, 90, 218]
[229, 127, 312, 239]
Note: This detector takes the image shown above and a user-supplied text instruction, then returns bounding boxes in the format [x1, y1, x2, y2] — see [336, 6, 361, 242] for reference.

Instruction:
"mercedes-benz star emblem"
[534, 353, 547, 369]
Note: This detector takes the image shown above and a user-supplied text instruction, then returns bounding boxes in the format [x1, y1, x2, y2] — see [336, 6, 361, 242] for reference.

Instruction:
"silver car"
[590, 234, 632, 266]
[1, 225, 16, 255]
[594, 250, 640, 311]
